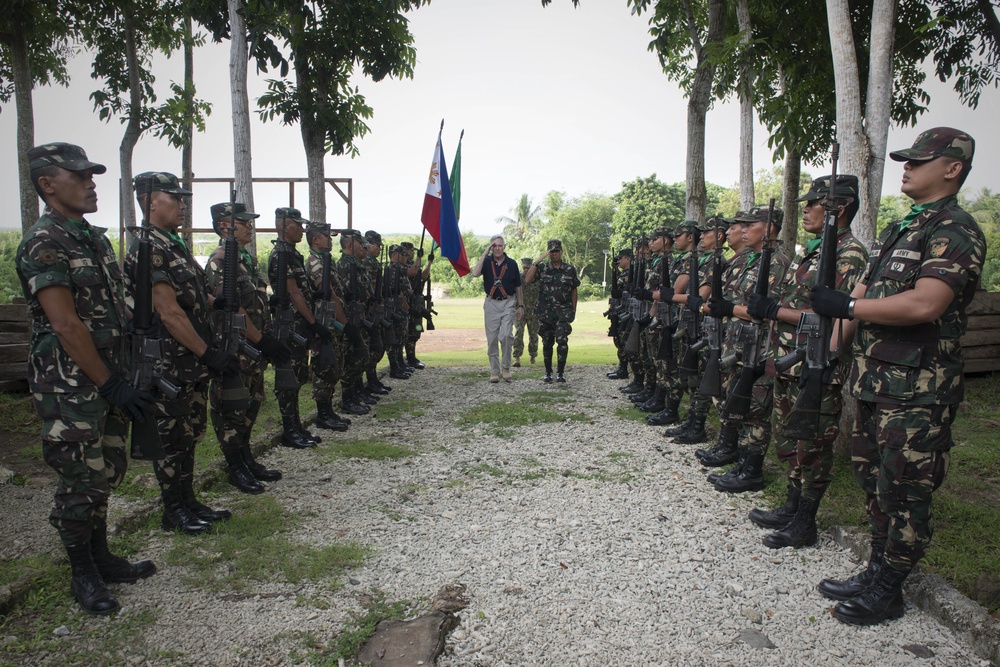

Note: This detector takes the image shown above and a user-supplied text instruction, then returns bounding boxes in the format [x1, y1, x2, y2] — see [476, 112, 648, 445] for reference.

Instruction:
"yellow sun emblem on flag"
[428, 161, 439, 185]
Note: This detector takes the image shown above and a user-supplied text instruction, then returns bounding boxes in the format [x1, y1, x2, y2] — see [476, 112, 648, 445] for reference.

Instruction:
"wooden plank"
[967, 315, 1000, 331]
[0, 304, 27, 322]
[0, 344, 28, 364]
[965, 358, 1000, 374]
[0, 378, 28, 393]
[967, 291, 1000, 316]
[963, 345, 1000, 360]
[0, 321, 29, 334]
[960, 330, 1000, 347]
[0, 333, 29, 344]
[0, 362, 27, 382]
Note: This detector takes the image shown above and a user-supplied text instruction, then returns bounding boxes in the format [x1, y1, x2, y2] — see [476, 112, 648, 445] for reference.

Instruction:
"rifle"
[125, 180, 179, 461]
[215, 219, 253, 411]
[678, 227, 703, 379]
[655, 243, 675, 365]
[779, 143, 843, 440]
[376, 248, 399, 349]
[314, 239, 340, 367]
[604, 250, 620, 337]
[348, 258, 374, 331]
[270, 223, 308, 391]
[698, 217, 726, 397]
[721, 199, 776, 422]
[623, 239, 645, 355]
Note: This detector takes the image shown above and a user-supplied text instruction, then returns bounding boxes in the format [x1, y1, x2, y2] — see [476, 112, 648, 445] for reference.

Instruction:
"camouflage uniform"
[17, 207, 129, 546]
[513, 259, 540, 363]
[362, 236, 386, 383]
[337, 240, 372, 400]
[534, 249, 581, 376]
[267, 240, 312, 406]
[306, 246, 345, 403]
[384, 250, 412, 375]
[665, 246, 691, 406]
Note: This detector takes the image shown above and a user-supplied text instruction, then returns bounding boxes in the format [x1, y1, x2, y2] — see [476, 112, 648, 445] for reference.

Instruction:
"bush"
[0, 231, 24, 303]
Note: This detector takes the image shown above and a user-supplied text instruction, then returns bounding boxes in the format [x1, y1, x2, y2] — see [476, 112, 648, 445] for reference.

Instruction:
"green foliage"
[0, 231, 24, 303]
[540, 191, 614, 282]
[314, 437, 418, 462]
[496, 194, 543, 246]
[611, 175, 685, 249]
[306, 593, 420, 664]
[0, 0, 74, 104]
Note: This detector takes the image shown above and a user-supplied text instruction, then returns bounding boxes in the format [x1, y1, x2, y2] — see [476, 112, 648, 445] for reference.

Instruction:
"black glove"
[200, 345, 241, 376]
[309, 320, 333, 344]
[257, 334, 292, 364]
[810, 286, 854, 319]
[417, 248, 424, 258]
[343, 323, 364, 348]
[99, 375, 156, 422]
[212, 297, 229, 311]
[428, 251, 435, 261]
[708, 297, 735, 318]
[658, 286, 674, 302]
[686, 295, 703, 313]
[748, 293, 781, 321]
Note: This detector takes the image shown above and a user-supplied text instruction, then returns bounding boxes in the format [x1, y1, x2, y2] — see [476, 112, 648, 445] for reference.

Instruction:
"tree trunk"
[10, 30, 38, 232]
[737, 0, 755, 212]
[303, 130, 326, 223]
[119, 10, 142, 231]
[781, 150, 801, 251]
[684, 0, 725, 223]
[182, 16, 195, 247]
[862, 0, 897, 247]
[229, 0, 256, 253]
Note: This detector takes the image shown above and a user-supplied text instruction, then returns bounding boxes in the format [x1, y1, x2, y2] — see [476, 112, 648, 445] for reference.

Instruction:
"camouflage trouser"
[667, 333, 688, 403]
[741, 374, 774, 456]
[34, 390, 128, 546]
[771, 374, 843, 500]
[152, 381, 208, 492]
[342, 326, 370, 392]
[312, 336, 344, 403]
[852, 400, 955, 571]
[513, 314, 539, 360]
[366, 321, 385, 374]
[276, 345, 311, 419]
[210, 365, 265, 455]
[539, 317, 572, 369]
[653, 328, 674, 387]
[640, 327, 655, 382]
[687, 345, 711, 418]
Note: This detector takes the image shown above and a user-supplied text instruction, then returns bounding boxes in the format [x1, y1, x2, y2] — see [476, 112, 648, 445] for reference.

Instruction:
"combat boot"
[160, 485, 211, 535]
[707, 446, 747, 485]
[242, 444, 282, 482]
[607, 363, 628, 380]
[407, 352, 425, 370]
[180, 455, 232, 522]
[315, 401, 349, 432]
[630, 376, 655, 403]
[224, 448, 265, 495]
[818, 539, 886, 601]
[340, 387, 371, 415]
[673, 413, 708, 444]
[696, 425, 740, 467]
[513, 356, 522, 368]
[91, 518, 156, 584]
[832, 565, 909, 626]
[647, 398, 680, 426]
[66, 541, 119, 616]
[749, 480, 801, 529]
[389, 354, 411, 379]
[714, 450, 765, 493]
[664, 411, 694, 438]
[365, 371, 390, 395]
[556, 357, 567, 382]
[639, 386, 666, 413]
[281, 414, 318, 448]
[763, 494, 820, 548]
[620, 372, 644, 394]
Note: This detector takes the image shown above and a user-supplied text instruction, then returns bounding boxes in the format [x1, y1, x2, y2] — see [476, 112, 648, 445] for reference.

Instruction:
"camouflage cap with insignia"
[616, 248, 634, 259]
[389, 244, 403, 254]
[889, 127, 975, 163]
[734, 206, 783, 230]
[364, 230, 382, 245]
[133, 171, 191, 195]
[652, 226, 674, 240]
[697, 214, 729, 232]
[796, 175, 860, 202]
[28, 143, 107, 174]
[521, 257, 533, 268]
[399, 241, 415, 250]
[547, 239, 563, 252]
[674, 220, 698, 235]
[211, 202, 260, 223]
[306, 220, 333, 235]
[275, 207, 308, 224]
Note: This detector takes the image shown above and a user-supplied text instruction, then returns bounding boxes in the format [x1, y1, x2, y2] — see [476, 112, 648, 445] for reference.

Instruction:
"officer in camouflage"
[810, 127, 986, 625]
[17, 143, 157, 615]
[607, 248, 634, 380]
[337, 229, 373, 414]
[525, 239, 580, 383]
[363, 230, 392, 395]
[513, 257, 539, 368]
[385, 244, 414, 379]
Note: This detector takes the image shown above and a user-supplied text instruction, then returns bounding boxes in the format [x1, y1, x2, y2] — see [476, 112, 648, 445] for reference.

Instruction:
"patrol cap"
[133, 171, 191, 195]
[697, 215, 729, 232]
[616, 248, 634, 259]
[389, 244, 404, 254]
[796, 175, 859, 202]
[734, 206, 783, 230]
[28, 143, 107, 174]
[364, 230, 382, 245]
[674, 220, 698, 235]
[889, 127, 975, 163]
[340, 228, 363, 240]
[399, 241, 415, 251]
[275, 207, 307, 224]
[547, 239, 563, 252]
[211, 202, 259, 223]
[651, 226, 674, 240]
[306, 220, 336, 236]
[521, 257, 533, 268]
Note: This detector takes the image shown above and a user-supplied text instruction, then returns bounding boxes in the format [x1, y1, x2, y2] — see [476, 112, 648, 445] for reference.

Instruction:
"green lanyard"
[166, 229, 186, 250]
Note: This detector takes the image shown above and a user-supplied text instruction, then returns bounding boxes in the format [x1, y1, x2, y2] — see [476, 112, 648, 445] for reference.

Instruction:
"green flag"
[451, 130, 463, 220]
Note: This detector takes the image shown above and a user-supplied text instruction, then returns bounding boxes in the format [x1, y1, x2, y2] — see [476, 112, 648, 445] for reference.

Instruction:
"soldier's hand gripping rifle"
[779, 143, 843, 440]
[270, 227, 308, 391]
[655, 242, 676, 368]
[721, 199, 776, 423]
[698, 218, 726, 398]
[125, 180, 179, 460]
[215, 220, 253, 411]
[624, 239, 645, 355]
[347, 258, 374, 331]
[422, 244, 437, 331]
[314, 241, 342, 367]
[678, 227, 703, 378]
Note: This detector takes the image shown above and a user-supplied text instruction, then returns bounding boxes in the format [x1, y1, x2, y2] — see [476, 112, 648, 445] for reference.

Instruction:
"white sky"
[2, 0, 997, 235]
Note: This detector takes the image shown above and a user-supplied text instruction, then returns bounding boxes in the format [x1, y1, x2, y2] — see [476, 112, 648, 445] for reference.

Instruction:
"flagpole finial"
[439, 119, 444, 131]
[459, 129, 464, 140]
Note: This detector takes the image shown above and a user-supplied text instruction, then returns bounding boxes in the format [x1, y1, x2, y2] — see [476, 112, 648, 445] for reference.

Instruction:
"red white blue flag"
[420, 125, 470, 276]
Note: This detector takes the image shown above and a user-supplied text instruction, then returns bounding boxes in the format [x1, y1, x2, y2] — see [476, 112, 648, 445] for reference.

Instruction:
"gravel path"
[3, 365, 993, 666]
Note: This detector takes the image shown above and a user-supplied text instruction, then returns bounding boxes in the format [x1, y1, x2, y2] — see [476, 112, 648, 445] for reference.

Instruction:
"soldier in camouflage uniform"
[742, 177, 869, 549]
[362, 230, 392, 395]
[403, 242, 434, 369]
[633, 228, 673, 416]
[525, 239, 580, 383]
[606, 248, 633, 380]
[660, 222, 697, 432]
[619, 238, 650, 395]
[810, 128, 985, 625]
[125, 172, 240, 535]
[513, 257, 539, 367]
[305, 222, 351, 433]
[386, 244, 414, 379]
[17, 143, 156, 615]
[337, 230, 373, 414]
[205, 203, 291, 494]
[267, 207, 331, 449]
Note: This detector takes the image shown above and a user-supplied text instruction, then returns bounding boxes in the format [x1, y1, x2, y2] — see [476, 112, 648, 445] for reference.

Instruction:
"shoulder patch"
[38, 249, 59, 265]
[929, 237, 950, 258]
[152, 254, 164, 267]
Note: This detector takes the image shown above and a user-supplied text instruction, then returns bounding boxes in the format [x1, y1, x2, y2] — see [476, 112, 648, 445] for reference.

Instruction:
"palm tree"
[496, 194, 542, 243]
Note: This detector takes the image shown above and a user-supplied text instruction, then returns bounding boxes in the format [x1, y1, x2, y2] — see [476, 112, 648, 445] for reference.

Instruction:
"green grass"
[371, 398, 430, 421]
[314, 437, 419, 462]
[456, 397, 590, 437]
[302, 593, 421, 665]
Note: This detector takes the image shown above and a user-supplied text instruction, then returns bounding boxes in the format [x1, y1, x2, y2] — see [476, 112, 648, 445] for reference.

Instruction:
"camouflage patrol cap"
[547, 239, 563, 252]
[211, 202, 259, 223]
[521, 257, 534, 268]
[364, 230, 382, 246]
[652, 226, 674, 240]
[697, 214, 729, 232]
[674, 220, 698, 235]
[340, 228, 363, 240]
[399, 241, 415, 250]
[889, 127, 975, 163]
[133, 172, 191, 195]
[275, 207, 307, 224]
[389, 244, 404, 254]
[796, 175, 860, 202]
[734, 206, 783, 230]
[616, 248, 634, 259]
[306, 220, 334, 235]
[28, 143, 107, 174]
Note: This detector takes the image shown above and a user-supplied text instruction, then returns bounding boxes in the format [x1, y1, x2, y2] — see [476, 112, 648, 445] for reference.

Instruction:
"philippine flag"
[420, 127, 470, 276]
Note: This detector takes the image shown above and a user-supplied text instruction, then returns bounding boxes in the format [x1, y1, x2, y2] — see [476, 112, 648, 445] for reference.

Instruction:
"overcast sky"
[2, 0, 997, 236]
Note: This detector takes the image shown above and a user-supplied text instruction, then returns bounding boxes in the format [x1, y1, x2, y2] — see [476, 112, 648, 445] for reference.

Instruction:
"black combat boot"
[818, 539, 886, 601]
[66, 541, 119, 615]
[707, 446, 747, 485]
[315, 401, 349, 432]
[224, 448, 265, 495]
[340, 387, 371, 415]
[607, 362, 628, 380]
[663, 411, 694, 438]
[647, 398, 680, 426]
[281, 414, 317, 448]
[406, 344, 425, 369]
[673, 413, 708, 444]
[294, 403, 322, 444]
[180, 455, 232, 522]
[91, 518, 156, 584]
[639, 386, 666, 413]
[556, 356, 567, 382]
[763, 494, 820, 548]
[696, 425, 740, 466]
[714, 450, 765, 493]
[242, 444, 282, 482]
[630, 376, 656, 403]
[832, 565, 909, 625]
[620, 372, 644, 394]
[366, 371, 390, 395]
[749, 480, 801, 529]
[160, 485, 211, 535]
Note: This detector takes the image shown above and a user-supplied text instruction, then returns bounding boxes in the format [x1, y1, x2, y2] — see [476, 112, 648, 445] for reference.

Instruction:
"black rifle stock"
[678, 228, 703, 378]
[270, 230, 307, 391]
[655, 246, 675, 365]
[314, 247, 339, 367]
[216, 222, 251, 411]
[624, 242, 644, 355]
[698, 219, 726, 398]
[424, 270, 437, 331]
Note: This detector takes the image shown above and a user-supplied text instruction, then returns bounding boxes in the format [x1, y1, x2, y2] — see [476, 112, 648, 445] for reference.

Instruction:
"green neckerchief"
[165, 229, 186, 250]
[698, 252, 712, 266]
[746, 251, 761, 269]
[806, 237, 822, 255]
[66, 217, 90, 238]
[900, 198, 946, 231]
[240, 248, 255, 268]
[309, 248, 327, 258]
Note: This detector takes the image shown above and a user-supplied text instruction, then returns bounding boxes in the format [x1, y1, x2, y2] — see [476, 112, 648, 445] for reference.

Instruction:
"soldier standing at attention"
[513, 257, 539, 367]
[362, 230, 391, 395]
[606, 248, 634, 381]
[337, 230, 373, 413]
[125, 172, 240, 535]
[17, 143, 157, 615]
[525, 239, 580, 383]
[810, 128, 985, 625]
[386, 244, 413, 379]
[205, 203, 292, 493]
[470, 235, 523, 383]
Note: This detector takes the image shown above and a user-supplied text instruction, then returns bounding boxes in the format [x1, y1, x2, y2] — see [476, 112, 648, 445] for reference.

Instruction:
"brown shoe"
[489, 374, 500, 383]
[530, 356, 536, 365]
[513, 357, 521, 368]
[502, 369, 512, 382]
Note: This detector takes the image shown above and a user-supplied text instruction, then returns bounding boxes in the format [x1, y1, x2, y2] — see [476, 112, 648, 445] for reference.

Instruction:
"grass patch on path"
[456, 395, 589, 438]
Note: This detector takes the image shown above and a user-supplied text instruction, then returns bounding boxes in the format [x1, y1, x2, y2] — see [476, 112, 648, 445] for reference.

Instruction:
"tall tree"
[496, 194, 543, 244]
[611, 175, 686, 249]
[540, 192, 614, 281]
